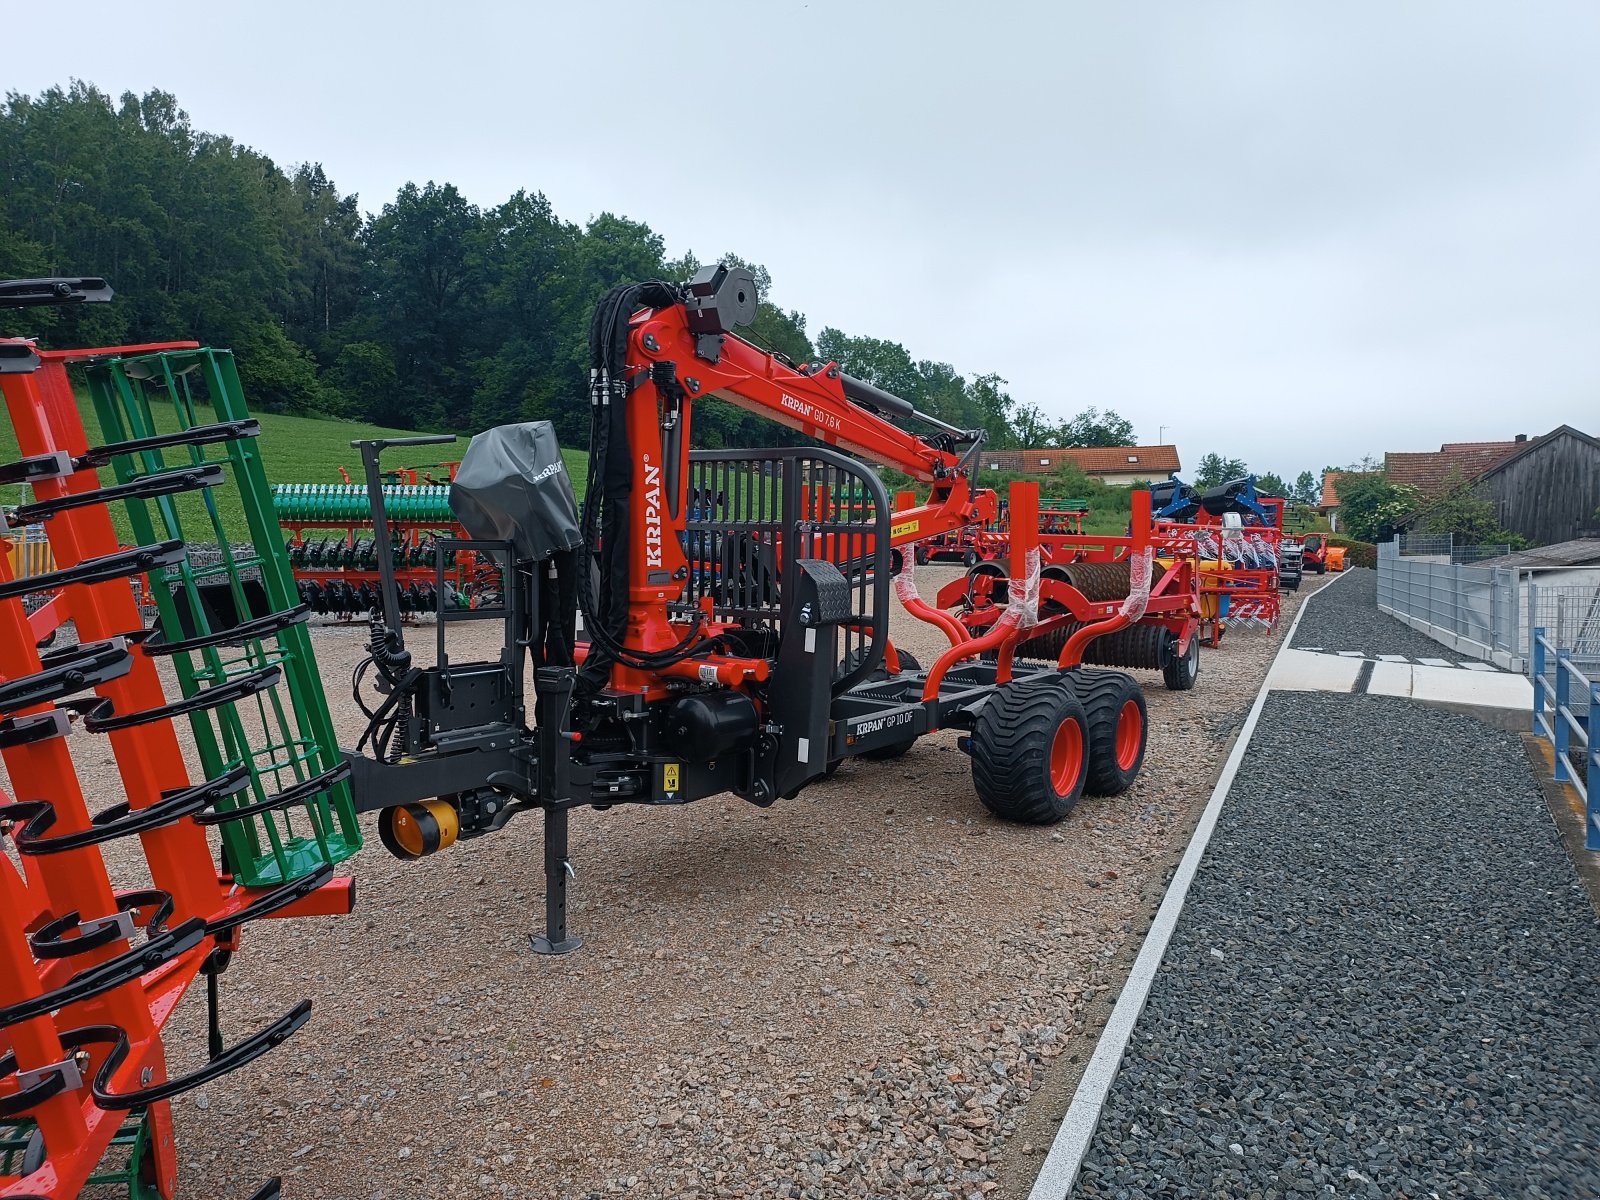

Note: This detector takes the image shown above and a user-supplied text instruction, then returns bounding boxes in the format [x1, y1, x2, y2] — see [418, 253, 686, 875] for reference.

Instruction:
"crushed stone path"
[1289, 567, 1499, 668]
[1062, 578, 1600, 1199]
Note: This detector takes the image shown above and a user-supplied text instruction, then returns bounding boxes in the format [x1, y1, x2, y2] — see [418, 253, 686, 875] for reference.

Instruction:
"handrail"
[1531, 627, 1598, 850]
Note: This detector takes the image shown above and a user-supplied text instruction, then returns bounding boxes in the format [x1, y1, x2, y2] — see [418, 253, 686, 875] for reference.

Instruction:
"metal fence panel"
[1528, 581, 1600, 672]
[1377, 539, 1525, 668]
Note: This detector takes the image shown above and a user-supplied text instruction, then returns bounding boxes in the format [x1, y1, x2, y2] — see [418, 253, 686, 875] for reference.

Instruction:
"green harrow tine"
[84, 347, 362, 887]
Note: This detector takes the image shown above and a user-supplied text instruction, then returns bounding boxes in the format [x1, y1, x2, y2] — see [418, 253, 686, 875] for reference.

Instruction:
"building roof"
[1319, 471, 1345, 509]
[1064, 445, 1181, 474]
[983, 445, 1181, 475]
[1473, 424, 1600, 480]
[1476, 538, 1600, 569]
[1383, 440, 1523, 494]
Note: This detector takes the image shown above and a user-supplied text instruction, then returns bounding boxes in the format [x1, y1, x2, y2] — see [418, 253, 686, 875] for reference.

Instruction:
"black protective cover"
[449, 422, 582, 560]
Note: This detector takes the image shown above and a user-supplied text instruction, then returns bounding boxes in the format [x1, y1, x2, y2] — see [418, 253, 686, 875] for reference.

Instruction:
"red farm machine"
[1, 269, 1200, 1196]
[1145, 474, 1294, 645]
[914, 498, 1205, 693]
[0, 278, 357, 1200]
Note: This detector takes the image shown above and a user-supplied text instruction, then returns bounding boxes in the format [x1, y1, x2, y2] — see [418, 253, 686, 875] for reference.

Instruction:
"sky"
[10, 0, 1599, 481]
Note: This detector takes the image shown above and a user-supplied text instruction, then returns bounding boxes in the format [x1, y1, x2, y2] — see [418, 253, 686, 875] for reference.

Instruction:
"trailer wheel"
[915, 543, 929, 566]
[963, 548, 980, 568]
[1064, 670, 1146, 795]
[1162, 631, 1199, 691]
[971, 678, 1089, 823]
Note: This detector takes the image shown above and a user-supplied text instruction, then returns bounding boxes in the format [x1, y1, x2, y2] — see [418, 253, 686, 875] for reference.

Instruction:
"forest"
[0, 82, 1153, 460]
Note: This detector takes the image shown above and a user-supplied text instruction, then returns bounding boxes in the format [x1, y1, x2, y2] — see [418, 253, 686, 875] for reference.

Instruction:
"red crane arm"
[632, 306, 959, 484]
[625, 301, 998, 554]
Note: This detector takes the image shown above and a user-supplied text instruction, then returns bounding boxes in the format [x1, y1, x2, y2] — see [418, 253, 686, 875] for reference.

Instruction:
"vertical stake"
[206, 968, 224, 1060]
[1553, 649, 1571, 782]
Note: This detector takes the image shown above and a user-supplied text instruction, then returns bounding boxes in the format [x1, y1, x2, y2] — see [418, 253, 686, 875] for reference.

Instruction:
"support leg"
[206, 969, 224, 1059]
[529, 804, 583, 955]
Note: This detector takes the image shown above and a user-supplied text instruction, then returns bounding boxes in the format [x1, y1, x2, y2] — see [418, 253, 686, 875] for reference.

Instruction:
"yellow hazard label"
[891, 518, 921, 538]
[663, 763, 681, 793]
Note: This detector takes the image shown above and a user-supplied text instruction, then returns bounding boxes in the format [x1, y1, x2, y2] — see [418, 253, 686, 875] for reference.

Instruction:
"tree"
[285, 163, 363, 357]
[1337, 473, 1417, 543]
[360, 180, 486, 427]
[814, 329, 924, 404]
[1418, 471, 1526, 548]
[1194, 453, 1248, 489]
[1010, 401, 1053, 449]
[1292, 470, 1319, 506]
[1, 81, 1140, 452]
[1056, 406, 1135, 448]
[965, 373, 1015, 448]
[1255, 471, 1288, 497]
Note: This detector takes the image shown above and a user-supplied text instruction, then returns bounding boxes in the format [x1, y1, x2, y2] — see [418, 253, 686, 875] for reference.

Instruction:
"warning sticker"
[663, 763, 681, 793]
[891, 519, 921, 538]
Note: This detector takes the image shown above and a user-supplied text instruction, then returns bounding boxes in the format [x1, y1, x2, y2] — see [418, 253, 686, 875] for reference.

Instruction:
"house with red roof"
[1382, 439, 1526, 496]
[979, 445, 1181, 486]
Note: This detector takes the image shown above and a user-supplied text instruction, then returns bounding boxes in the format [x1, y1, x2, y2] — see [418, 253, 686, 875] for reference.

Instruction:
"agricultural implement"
[1299, 532, 1345, 574]
[1, 267, 1167, 1194]
[1150, 474, 1289, 644]
[345, 266, 1164, 948]
[0, 278, 356, 1199]
[913, 496, 1090, 568]
[274, 464, 498, 617]
[928, 502, 1204, 693]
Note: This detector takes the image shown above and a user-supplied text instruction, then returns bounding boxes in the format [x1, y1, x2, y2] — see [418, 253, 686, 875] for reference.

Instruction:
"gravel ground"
[1074, 689, 1600, 1199]
[15, 566, 1329, 1199]
[1289, 568, 1493, 666]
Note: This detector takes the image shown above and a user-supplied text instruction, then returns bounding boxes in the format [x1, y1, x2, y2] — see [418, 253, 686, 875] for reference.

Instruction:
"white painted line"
[1336, 650, 1366, 658]
[1377, 654, 1409, 663]
[1417, 657, 1453, 668]
[1026, 569, 1351, 1200]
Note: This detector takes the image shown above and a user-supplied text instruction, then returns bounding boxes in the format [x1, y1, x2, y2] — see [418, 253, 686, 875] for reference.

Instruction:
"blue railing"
[1532, 627, 1599, 850]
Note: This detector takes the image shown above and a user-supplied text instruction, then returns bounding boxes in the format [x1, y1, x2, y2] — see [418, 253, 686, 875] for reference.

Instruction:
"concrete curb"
[1025, 571, 1351, 1199]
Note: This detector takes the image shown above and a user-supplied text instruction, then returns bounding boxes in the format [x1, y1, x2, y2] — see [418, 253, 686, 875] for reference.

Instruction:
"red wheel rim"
[1114, 699, 1143, 770]
[1049, 718, 1084, 796]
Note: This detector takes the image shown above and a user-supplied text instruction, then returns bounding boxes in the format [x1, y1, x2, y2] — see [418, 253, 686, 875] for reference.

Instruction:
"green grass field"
[0, 395, 589, 544]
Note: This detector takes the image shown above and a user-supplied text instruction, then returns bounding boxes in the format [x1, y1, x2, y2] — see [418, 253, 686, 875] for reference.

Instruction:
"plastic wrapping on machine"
[1248, 533, 1278, 568]
[1118, 548, 1152, 622]
[449, 422, 582, 560]
[892, 546, 922, 608]
[1006, 547, 1041, 631]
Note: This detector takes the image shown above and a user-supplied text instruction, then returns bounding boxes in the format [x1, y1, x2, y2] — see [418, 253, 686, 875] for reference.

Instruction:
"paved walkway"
[1031, 569, 1598, 1200]
[1272, 572, 1532, 711]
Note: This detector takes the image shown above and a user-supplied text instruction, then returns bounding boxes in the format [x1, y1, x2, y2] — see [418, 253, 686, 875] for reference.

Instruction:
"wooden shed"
[1473, 425, 1600, 546]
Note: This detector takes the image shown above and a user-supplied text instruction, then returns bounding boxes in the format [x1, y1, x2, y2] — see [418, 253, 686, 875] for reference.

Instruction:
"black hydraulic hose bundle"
[578, 281, 707, 685]
[353, 613, 417, 762]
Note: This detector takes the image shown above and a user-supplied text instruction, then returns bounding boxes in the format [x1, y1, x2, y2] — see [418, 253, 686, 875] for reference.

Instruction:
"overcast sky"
[13, 1, 1598, 479]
